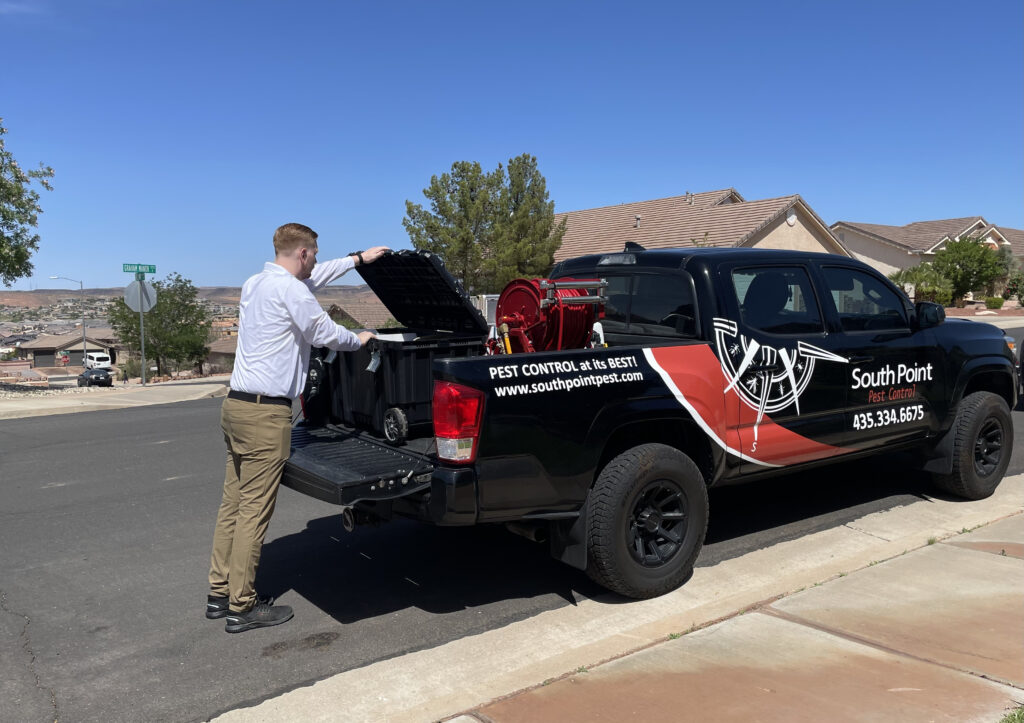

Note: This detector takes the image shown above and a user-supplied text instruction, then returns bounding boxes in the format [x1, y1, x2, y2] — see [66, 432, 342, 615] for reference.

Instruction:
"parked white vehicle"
[84, 352, 113, 370]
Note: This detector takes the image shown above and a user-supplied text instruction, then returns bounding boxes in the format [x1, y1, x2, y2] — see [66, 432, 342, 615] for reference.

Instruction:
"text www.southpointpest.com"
[489, 355, 644, 397]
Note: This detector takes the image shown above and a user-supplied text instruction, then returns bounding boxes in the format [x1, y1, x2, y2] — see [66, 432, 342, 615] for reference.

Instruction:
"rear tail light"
[433, 381, 484, 464]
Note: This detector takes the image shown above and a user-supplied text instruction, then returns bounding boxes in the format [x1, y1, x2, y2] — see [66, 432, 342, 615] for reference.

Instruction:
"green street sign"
[123, 264, 156, 273]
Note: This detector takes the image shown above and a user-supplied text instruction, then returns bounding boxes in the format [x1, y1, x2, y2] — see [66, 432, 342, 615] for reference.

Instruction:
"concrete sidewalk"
[468, 515, 1024, 723]
[214, 474, 1024, 723]
[0, 374, 230, 420]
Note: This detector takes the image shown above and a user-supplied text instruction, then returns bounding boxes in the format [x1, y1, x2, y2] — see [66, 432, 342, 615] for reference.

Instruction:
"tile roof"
[335, 298, 396, 328]
[19, 333, 108, 350]
[553, 189, 838, 261]
[1000, 226, 1024, 256]
[207, 337, 237, 354]
[832, 217, 1002, 252]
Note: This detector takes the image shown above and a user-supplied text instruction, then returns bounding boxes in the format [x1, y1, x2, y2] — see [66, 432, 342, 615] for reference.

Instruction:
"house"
[554, 189, 850, 262]
[830, 217, 1024, 277]
[17, 332, 117, 368]
[1, 334, 35, 354]
[211, 319, 239, 337]
[332, 298, 395, 328]
[206, 336, 237, 372]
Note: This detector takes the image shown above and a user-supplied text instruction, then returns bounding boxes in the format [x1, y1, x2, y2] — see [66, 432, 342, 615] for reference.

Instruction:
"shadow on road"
[257, 456, 943, 622]
[704, 457, 935, 547]
[257, 517, 603, 624]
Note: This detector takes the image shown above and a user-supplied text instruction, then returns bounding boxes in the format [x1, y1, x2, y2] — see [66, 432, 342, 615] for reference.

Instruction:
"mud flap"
[549, 491, 590, 571]
[921, 425, 955, 475]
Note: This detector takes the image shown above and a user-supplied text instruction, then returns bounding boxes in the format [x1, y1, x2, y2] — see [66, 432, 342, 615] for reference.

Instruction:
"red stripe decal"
[646, 345, 851, 468]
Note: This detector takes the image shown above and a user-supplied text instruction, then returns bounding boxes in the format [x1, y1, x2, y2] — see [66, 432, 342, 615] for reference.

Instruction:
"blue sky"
[3, 0, 1022, 290]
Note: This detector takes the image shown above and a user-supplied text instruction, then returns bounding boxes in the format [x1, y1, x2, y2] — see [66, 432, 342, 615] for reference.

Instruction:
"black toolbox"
[325, 250, 488, 443]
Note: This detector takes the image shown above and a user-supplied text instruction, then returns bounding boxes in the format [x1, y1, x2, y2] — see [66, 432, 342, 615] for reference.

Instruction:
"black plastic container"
[329, 250, 488, 443]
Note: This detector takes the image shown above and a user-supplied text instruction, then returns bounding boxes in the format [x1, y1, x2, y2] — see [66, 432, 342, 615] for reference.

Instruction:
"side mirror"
[915, 301, 945, 329]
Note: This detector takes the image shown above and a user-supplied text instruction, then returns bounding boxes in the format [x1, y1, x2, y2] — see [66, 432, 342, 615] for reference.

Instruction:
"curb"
[0, 378, 231, 420]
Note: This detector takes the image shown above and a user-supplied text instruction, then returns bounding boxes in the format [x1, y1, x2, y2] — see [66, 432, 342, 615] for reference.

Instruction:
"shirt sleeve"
[305, 255, 356, 292]
[287, 280, 363, 351]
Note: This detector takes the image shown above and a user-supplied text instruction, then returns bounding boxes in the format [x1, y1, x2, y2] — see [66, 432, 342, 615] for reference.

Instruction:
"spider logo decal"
[713, 318, 849, 450]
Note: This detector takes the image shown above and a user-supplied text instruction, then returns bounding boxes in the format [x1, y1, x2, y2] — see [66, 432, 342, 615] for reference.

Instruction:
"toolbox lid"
[356, 250, 489, 334]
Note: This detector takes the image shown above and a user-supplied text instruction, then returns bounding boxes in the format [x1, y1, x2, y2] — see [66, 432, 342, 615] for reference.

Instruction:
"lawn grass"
[998, 705, 1024, 723]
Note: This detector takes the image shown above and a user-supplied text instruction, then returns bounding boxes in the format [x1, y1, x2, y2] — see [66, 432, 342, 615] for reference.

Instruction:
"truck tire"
[933, 391, 1012, 500]
[586, 443, 708, 599]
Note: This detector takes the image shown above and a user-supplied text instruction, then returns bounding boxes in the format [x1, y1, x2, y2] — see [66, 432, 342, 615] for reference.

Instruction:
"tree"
[403, 161, 499, 294]
[888, 264, 954, 306]
[109, 273, 211, 376]
[931, 237, 1004, 305]
[483, 154, 567, 291]
[0, 118, 54, 286]
[990, 245, 1017, 297]
[403, 154, 565, 294]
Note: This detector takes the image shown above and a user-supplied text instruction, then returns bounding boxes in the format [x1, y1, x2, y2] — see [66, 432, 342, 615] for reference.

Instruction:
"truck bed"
[282, 425, 435, 505]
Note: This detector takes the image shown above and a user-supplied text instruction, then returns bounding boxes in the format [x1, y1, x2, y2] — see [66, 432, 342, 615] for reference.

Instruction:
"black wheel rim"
[626, 479, 688, 567]
[974, 418, 1004, 477]
[385, 411, 399, 438]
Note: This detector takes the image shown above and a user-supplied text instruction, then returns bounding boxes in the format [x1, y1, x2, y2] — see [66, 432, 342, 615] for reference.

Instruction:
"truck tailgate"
[282, 426, 434, 505]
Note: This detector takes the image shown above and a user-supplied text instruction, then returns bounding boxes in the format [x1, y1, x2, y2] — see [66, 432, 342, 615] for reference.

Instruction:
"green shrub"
[889, 264, 953, 307]
[121, 357, 141, 378]
[985, 297, 1005, 309]
[1003, 272, 1023, 300]
[915, 286, 953, 307]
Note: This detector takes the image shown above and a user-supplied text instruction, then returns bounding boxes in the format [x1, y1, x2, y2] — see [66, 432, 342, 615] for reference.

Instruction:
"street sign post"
[124, 275, 157, 387]
[124, 280, 157, 313]
[123, 264, 156, 274]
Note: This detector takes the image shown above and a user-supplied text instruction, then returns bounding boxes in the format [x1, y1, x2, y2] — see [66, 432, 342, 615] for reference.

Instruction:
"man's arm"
[289, 284, 367, 352]
[306, 246, 390, 291]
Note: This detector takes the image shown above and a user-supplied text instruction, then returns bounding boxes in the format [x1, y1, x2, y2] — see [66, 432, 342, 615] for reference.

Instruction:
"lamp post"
[49, 275, 86, 373]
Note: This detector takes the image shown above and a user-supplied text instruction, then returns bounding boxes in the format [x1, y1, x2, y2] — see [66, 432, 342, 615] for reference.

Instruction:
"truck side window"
[630, 274, 697, 337]
[821, 266, 908, 332]
[596, 276, 632, 332]
[733, 267, 822, 334]
[590, 274, 696, 337]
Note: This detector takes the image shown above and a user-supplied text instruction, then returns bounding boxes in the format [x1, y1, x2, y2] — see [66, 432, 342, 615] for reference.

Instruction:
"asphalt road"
[2, 398, 1022, 723]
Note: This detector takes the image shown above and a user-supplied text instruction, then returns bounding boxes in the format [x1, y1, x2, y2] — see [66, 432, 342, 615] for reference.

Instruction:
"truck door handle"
[748, 364, 781, 373]
[849, 355, 874, 365]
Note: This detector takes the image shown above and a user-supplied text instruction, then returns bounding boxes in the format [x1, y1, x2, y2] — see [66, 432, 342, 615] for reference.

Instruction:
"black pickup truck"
[284, 247, 1016, 599]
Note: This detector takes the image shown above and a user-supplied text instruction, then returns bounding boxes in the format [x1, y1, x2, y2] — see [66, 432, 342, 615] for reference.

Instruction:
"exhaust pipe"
[341, 506, 383, 532]
[341, 507, 356, 532]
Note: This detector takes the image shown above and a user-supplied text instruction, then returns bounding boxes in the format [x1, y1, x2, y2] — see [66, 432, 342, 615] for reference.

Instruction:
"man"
[206, 222, 388, 633]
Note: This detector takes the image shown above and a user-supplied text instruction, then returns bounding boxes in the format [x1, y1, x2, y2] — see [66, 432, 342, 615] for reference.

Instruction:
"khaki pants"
[208, 396, 292, 612]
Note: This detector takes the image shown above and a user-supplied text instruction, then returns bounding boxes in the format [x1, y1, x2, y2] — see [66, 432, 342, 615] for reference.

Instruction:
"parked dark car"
[78, 368, 112, 387]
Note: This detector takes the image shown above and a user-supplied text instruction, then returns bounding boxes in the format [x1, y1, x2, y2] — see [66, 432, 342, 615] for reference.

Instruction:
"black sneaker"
[206, 595, 230, 620]
[224, 602, 294, 633]
[206, 592, 274, 620]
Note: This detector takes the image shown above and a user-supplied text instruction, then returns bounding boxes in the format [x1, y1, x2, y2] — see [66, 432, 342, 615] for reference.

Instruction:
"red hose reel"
[489, 278, 606, 354]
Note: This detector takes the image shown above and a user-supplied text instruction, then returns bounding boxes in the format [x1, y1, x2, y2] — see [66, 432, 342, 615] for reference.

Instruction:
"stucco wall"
[835, 229, 919, 276]
[749, 211, 849, 256]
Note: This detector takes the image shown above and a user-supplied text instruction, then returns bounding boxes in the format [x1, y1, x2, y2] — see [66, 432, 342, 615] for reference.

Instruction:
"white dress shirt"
[229, 256, 364, 399]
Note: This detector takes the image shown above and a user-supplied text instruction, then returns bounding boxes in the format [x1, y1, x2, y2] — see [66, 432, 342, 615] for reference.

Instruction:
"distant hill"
[0, 284, 379, 309]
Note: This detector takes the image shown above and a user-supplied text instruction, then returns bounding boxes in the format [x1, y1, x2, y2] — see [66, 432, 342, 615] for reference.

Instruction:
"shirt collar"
[263, 262, 291, 275]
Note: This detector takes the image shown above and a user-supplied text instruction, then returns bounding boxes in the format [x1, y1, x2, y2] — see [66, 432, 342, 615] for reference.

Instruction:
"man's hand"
[357, 330, 376, 346]
[360, 246, 389, 264]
